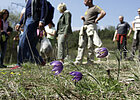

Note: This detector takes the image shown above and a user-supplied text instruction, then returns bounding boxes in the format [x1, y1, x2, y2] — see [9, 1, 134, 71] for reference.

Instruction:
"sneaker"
[2, 65, 7, 68]
[0, 65, 7, 68]
[126, 57, 134, 61]
[11, 65, 21, 70]
[41, 61, 46, 66]
[86, 60, 94, 65]
[74, 61, 81, 65]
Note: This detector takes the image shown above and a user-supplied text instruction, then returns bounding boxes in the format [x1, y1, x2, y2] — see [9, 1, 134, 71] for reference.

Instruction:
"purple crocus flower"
[50, 61, 63, 75]
[95, 47, 108, 58]
[69, 71, 83, 82]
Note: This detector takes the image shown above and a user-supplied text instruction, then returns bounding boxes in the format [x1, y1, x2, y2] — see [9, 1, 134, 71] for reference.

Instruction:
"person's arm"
[39, 0, 47, 28]
[48, 29, 56, 36]
[95, 10, 106, 23]
[15, 14, 24, 31]
[132, 21, 135, 31]
[127, 27, 132, 38]
[113, 30, 117, 42]
[81, 16, 85, 21]
[64, 12, 72, 36]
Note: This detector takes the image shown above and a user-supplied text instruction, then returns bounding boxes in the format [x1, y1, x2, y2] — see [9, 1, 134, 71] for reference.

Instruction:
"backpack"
[44, 1, 54, 26]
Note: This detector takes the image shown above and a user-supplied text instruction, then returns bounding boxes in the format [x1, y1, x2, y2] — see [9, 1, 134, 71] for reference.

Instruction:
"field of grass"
[0, 51, 140, 99]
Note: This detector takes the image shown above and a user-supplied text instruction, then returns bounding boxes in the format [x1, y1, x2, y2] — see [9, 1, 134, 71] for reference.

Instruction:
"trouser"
[75, 33, 94, 63]
[117, 35, 127, 59]
[17, 16, 43, 65]
[57, 34, 67, 60]
[131, 30, 140, 59]
[0, 41, 7, 65]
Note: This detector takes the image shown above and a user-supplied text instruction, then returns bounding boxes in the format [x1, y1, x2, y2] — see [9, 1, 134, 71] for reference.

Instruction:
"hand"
[15, 24, 20, 31]
[95, 19, 98, 24]
[113, 38, 116, 42]
[64, 34, 67, 38]
[133, 28, 135, 31]
[39, 22, 44, 30]
[7, 32, 11, 35]
[81, 16, 85, 21]
[127, 35, 130, 39]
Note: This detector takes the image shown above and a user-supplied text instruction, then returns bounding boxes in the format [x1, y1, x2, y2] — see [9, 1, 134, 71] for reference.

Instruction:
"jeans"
[17, 16, 43, 65]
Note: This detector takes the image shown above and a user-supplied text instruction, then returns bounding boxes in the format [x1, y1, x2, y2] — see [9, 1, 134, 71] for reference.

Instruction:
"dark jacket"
[23, 0, 47, 24]
[56, 11, 72, 36]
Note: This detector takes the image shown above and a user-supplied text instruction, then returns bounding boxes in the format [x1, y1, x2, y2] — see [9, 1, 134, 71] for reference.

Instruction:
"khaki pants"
[75, 24, 98, 63]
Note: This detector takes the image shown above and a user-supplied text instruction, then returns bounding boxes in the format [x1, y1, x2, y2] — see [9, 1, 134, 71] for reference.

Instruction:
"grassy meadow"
[0, 51, 140, 99]
[0, 28, 139, 99]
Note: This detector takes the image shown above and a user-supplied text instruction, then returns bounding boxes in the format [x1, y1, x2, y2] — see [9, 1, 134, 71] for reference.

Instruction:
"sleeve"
[126, 22, 130, 29]
[40, 0, 48, 24]
[96, 5, 103, 13]
[116, 24, 119, 30]
[64, 12, 72, 35]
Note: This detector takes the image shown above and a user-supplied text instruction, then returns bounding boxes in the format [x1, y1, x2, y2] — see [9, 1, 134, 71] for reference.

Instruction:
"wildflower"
[10, 72, 15, 75]
[69, 71, 83, 82]
[50, 61, 63, 75]
[95, 47, 108, 58]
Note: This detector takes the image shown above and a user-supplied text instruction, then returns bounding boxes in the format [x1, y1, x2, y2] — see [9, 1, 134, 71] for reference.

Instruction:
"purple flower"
[95, 47, 108, 58]
[69, 71, 83, 82]
[50, 61, 63, 75]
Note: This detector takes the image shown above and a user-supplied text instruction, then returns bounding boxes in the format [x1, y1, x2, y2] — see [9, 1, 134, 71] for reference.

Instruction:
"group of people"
[113, 9, 140, 61]
[0, 0, 139, 69]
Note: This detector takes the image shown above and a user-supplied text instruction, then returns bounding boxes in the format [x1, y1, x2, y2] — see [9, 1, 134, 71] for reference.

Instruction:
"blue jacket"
[22, 0, 47, 25]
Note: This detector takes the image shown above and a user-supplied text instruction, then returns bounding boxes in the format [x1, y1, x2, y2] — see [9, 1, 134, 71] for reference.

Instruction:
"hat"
[138, 8, 140, 12]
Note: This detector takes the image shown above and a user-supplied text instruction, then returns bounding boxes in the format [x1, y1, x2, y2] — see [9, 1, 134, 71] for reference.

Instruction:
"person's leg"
[57, 34, 66, 63]
[25, 18, 44, 64]
[137, 31, 140, 61]
[131, 32, 139, 59]
[0, 41, 7, 67]
[75, 34, 87, 64]
[87, 35, 94, 63]
[117, 36, 122, 60]
[122, 36, 127, 59]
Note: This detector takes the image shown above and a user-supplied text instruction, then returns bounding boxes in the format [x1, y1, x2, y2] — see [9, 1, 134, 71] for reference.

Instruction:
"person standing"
[74, 0, 106, 65]
[129, 8, 140, 61]
[56, 3, 72, 63]
[13, 0, 47, 69]
[0, 9, 12, 68]
[44, 22, 56, 61]
[113, 16, 132, 60]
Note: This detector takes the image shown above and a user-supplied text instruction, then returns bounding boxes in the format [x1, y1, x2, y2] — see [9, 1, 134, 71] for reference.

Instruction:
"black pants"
[131, 30, 140, 59]
[117, 36, 127, 59]
[0, 41, 7, 65]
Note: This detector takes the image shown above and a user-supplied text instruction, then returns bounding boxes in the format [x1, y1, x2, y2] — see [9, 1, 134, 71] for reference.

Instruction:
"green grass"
[0, 53, 140, 99]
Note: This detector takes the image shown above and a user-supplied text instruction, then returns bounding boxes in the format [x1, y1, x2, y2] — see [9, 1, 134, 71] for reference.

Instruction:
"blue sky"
[0, 0, 140, 30]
